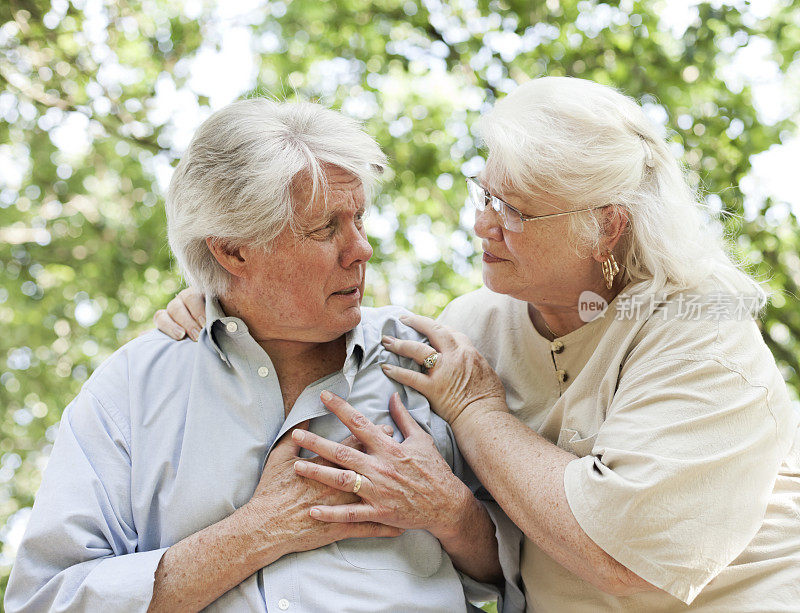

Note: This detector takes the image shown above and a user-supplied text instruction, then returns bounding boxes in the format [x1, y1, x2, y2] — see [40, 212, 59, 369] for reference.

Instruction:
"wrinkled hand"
[243, 421, 402, 562]
[153, 287, 205, 341]
[291, 391, 474, 542]
[379, 313, 508, 427]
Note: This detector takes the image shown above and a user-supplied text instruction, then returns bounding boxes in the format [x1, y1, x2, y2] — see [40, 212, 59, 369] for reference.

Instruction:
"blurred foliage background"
[1, 0, 799, 602]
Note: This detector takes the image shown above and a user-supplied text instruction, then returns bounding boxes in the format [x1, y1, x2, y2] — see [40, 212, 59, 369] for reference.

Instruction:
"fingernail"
[172, 328, 186, 340]
[292, 430, 305, 442]
[294, 460, 307, 471]
[381, 335, 394, 346]
[199, 316, 206, 327]
[381, 424, 393, 435]
[310, 508, 321, 519]
[399, 315, 409, 323]
[320, 390, 333, 402]
[189, 328, 200, 342]
[381, 363, 392, 373]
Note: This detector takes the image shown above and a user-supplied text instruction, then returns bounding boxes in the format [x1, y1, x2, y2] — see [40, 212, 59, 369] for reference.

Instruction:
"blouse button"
[551, 340, 564, 353]
[556, 369, 568, 383]
[257, 366, 269, 378]
[225, 321, 238, 333]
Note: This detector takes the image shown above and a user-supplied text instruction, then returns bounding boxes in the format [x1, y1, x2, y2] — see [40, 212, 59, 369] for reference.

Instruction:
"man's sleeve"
[5, 387, 167, 613]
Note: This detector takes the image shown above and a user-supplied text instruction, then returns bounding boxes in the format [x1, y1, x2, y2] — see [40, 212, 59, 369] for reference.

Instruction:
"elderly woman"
[158, 77, 800, 611]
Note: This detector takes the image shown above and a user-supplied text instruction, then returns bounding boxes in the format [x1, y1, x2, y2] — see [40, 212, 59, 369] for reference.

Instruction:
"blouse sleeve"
[563, 354, 787, 605]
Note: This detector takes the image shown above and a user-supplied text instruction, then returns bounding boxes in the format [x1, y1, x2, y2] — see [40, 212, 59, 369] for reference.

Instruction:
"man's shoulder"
[81, 330, 199, 417]
[359, 305, 428, 344]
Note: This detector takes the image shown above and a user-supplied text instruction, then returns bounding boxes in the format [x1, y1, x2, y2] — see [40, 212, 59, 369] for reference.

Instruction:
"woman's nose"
[474, 205, 504, 242]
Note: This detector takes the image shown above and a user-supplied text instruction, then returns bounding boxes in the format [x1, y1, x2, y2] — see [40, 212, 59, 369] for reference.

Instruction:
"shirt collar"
[203, 296, 366, 372]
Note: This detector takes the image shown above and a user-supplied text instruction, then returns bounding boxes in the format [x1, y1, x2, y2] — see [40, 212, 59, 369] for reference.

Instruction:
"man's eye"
[312, 223, 335, 237]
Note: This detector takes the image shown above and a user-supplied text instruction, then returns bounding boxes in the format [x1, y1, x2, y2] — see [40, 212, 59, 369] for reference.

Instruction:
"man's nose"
[341, 226, 373, 267]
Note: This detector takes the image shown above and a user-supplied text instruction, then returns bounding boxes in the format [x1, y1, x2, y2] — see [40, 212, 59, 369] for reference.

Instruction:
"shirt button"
[257, 366, 269, 378]
[278, 599, 290, 610]
[551, 340, 564, 353]
[225, 321, 238, 333]
[556, 369, 568, 383]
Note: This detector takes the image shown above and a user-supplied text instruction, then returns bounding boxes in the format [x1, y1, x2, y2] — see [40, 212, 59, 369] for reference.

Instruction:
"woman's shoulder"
[617, 278, 776, 388]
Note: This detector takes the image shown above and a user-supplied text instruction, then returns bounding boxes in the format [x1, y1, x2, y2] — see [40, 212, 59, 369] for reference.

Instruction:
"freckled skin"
[149, 167, 397, 613]
[215, 164, 374, 413]
[474, 167, 622, 337]
[228, 164, 373, 345]
[379, 165, 654, 597]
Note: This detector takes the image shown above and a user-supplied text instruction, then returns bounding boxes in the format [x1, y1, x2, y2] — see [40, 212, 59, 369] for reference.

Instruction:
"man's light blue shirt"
[5, 301, 495, 612]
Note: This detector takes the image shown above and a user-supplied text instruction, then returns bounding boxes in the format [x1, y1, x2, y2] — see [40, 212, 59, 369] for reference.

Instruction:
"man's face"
[236, 165, 373, 344]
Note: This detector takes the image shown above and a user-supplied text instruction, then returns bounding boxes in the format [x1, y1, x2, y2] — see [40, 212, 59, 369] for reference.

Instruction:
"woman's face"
[473, 175, 598, 307]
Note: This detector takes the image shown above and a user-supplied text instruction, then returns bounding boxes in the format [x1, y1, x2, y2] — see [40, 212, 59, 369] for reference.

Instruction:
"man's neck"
[255, 336, 347, 379]
[217, 294, 348, 412]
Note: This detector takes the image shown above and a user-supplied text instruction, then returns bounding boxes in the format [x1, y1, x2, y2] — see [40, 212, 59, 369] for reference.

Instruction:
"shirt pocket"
[558, 427, 598, 457]
[335, 529, 443, 577]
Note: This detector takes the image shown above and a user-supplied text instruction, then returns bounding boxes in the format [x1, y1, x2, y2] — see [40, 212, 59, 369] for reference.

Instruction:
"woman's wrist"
[450, 396, 509, 436]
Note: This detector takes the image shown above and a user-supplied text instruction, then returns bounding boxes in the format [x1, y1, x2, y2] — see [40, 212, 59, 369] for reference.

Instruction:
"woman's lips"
[482, 250, 507, 263]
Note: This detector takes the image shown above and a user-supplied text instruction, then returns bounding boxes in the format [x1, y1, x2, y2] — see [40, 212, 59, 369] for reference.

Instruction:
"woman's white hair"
[166, 98, 387, 296]
[479, 76, 764, 301]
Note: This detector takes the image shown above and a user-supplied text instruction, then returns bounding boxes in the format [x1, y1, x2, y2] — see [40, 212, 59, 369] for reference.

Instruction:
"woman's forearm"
[148, 503, 286, 612]
[451, 407, 657, 596]
[433, 483, 502, 585]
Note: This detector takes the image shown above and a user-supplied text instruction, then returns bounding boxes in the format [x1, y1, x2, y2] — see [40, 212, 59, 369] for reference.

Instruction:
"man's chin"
[342, 304, 362, 328]
[323, 305, 362, 340]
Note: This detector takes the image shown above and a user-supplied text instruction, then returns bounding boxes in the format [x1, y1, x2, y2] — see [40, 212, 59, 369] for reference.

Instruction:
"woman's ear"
[592, 206, 629, 262]
[206, 237, 248, 278]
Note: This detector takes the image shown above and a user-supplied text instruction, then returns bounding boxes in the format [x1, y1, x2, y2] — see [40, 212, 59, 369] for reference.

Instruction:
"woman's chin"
[482, 270, 510, 296]
[482, 270, 533, 303]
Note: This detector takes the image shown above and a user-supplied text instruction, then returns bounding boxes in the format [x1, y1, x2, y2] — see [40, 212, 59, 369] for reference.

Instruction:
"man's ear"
[592, 205, 629, 262]
[206, 237, 247, 278]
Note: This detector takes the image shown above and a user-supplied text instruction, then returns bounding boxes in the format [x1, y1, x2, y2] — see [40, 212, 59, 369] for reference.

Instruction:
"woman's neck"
[527, 277, 625, 339]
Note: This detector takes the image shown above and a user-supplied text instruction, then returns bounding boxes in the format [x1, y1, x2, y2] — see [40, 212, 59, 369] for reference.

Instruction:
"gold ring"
[423, 352, 440, 369]
[352, 472, 363, 494]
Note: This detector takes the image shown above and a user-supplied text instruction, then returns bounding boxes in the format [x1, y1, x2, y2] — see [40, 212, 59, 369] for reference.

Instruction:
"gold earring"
[601, 254, 619, 290]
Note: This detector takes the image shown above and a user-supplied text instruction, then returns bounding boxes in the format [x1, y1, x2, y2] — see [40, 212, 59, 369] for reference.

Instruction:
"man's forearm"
[148, 503, 284, 612]
[434, 485, 502, 585]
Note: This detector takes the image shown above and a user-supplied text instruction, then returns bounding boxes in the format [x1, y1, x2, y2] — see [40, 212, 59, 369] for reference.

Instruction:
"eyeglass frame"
[466, 176, 610, 232]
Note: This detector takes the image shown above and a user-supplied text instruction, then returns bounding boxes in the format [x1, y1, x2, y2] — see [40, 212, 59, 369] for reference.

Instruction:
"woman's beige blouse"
[439, 282, 800, 612]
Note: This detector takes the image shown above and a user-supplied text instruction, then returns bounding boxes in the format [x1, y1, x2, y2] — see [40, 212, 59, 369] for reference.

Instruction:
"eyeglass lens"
[466, 179, 522, 233]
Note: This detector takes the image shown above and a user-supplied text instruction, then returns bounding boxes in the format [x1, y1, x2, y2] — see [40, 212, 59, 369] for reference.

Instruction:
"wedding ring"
[352, 472, 363, 494]
[423, 352, 440, 369]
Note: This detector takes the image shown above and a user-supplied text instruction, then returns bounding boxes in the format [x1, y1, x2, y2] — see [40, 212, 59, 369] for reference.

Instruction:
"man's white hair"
[479, 76, 764, 299]
[166, 98, 387, 296]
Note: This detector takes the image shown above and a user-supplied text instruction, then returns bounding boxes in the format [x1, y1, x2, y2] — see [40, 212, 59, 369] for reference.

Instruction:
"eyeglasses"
[465, 177, 609, 233]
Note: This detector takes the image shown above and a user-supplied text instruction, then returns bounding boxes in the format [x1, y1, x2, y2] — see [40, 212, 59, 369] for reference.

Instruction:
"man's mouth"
[332, 286, 360, 296]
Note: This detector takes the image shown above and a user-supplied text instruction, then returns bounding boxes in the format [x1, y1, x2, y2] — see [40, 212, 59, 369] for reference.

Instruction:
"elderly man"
[5, 100, 503, 612]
